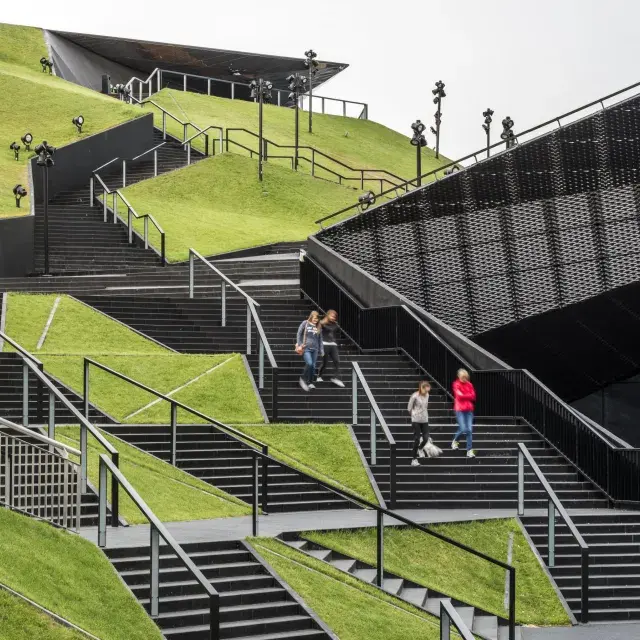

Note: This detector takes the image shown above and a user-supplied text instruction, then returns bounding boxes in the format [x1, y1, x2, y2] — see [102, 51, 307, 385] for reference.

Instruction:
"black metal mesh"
[318, 94, 640, 337]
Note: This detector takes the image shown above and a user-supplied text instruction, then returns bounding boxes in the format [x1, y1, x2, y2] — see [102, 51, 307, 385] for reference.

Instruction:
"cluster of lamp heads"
[304, 49, 319, 75]
[358, 190, 376, 211]
[40, 57, 53, 74]
[286, 73, 308, 103]
[249, 79, 273, 103]
[410, 120, 427, 148]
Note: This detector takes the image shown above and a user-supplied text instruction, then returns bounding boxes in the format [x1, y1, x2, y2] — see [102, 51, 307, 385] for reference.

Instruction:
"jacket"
[321, 321, 340, 345]
[452, 380, 476, 412]
[408, 392, 429, 423]
[296, 320, 323, 353]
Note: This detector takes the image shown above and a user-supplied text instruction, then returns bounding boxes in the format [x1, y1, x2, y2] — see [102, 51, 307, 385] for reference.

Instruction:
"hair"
[321, 309, 338, 325]
[308, 311, 320, 322]
[457, 368, 470, 380]
[418, 380, 431, 393]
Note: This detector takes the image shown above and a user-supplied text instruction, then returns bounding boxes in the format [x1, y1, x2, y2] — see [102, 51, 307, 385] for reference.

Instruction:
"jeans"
[318, 344, 341, 379]
[412, 422, 430, 459]
[453, 411, 474, 450]
[302, 349, 319, 384]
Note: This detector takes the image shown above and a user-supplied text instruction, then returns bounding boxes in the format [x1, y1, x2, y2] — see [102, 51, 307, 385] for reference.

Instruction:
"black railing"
[300, 254, 640, 506]
[440, 600, 475, 640]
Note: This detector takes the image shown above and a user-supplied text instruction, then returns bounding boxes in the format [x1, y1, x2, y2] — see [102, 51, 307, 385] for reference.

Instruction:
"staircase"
[280, 533, 518, 640]
[105, 539, 331, 639]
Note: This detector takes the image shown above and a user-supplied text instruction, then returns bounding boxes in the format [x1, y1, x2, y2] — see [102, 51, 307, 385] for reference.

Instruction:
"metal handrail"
[0, 332, 43, 367]
[97, 453, 218, 638]
[315, 78, 640, 226]
[0, 416, 81, 456]
[92, 157, 120, 174]
[131, 142, 166, 161]
[517, 442, 589, 622]
[440, 600, 474, 640]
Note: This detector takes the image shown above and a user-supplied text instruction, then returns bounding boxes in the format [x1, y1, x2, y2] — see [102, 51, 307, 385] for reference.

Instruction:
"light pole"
[482, 108, 494, 158]
[35, 141, 56, 275]
[304, 49, 319, 133]
[287, 73, 307, 170]
[501, 116, 516, 150]
[410, 120, 427, 187]
[430, 80, 446, 159]
[250, 78, 273, 182]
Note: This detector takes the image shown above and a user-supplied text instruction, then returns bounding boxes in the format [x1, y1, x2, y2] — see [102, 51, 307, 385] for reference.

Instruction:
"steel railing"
[131, 142, 166, 178]
[97, 454, 219, 638]
[440, 600, 474, 640]
[0, 417, 82, 531]
[125, 67, 368, 120]
[188, 249, 279, 419]
[351, 362, 396, 507]
[183, 126, 224, 160]
[517, 442, 589, 622]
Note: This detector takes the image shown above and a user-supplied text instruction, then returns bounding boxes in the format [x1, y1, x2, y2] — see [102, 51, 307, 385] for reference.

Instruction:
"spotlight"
[443, 165, 461, 176]
[358, 191, 376, 211]
[35, 141, 56, 167]
[303, 49, 319, 132]
[9, 142, 20, 161]
[21, 132, 33, 151]
[72, 115, 85, 133]
[410, 120, 427, 187]
[249, 79, 273, 182]
[40, 57, 53, 74]
[431, 80, 446, 159]
[286, 73, 307, 170]
[13, 184, 27, 208]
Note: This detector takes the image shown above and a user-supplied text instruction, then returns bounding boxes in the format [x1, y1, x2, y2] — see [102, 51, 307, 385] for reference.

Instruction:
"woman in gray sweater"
[295, 311, 324, 392]
[408, 381, 431, 466]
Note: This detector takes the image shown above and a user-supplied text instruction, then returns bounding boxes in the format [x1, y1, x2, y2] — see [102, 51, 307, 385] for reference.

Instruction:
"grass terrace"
[0, 24, 141, 218]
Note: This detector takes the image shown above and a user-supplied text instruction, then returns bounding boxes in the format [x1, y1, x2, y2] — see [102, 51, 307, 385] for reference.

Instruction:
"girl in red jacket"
[451, 368, 476, 458]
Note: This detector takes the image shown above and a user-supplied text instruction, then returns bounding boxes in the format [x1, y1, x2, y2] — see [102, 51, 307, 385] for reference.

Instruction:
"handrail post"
[390, 444, 397, 509]
[246, 304, 252, 355]
[508, 568, 516, 640]
[517, 447, 524, 516]
[205, 134, 209, 157]
[231, 82, 235, 100]
[221, 281, 226, 327]
[311, 149, 315, 176]
[150, 524, 160, 617]
[441, 601, 451, 640]
[581, 549, 589, 622]
[128, 208, 133, 244]
[370, 406, 377, 465]
[89, 176, 94, 206]
[80, 423, 87, 493]
[98, 456, 107, 547]
[187, 142, 191, 165]
[376, 509, 384, 587]
[162, 111, 166, 140]
[352, 366, 358, 425]
[209, 593, 219, 640]
[171, 402, 178, 466]
[207, 78, 211, 96]
[144, 216, 149, 249]
[113, 193, 118, 223]
[22, 360, 28, 427]
[189, 251, 194, 299]
[103, 188, 107, 222]
[259, 339, 265, 389]
[261, 445, 268, 514]
[548, 499, 555, 567]
[83, 359, 90, 419]
[161, 234, 166, 266]
[183, 123, 187, 144]
[183, 73, 187, 92]
[48, 389, 55, 443]
[122, 160, 126, 188]
[272, 369, 279, 422]
[252, 452, 259, 536]
[154, 150, 158, 177]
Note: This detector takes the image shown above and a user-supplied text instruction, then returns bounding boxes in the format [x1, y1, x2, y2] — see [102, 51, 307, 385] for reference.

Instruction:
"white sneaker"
[411, 459, 420, 467]
[417, 447, 426, 458]
[467, 449, 476, 458]
[299, 378, 309, 392]
[331, 378, 345, 388]
[308, 383, 316, 389]
[316, 376, 324, 382]
[451, 441, 459, 450]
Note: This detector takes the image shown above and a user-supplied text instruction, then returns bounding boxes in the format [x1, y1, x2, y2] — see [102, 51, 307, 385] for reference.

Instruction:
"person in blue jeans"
[295, 311, 323, 392]
[451, 368, 477, 458]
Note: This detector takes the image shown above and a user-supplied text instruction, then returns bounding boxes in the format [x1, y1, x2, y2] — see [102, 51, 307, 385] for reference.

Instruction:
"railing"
[97, 454, 219, 638]
[0, 330, 121, 519]
[315, 77, 640, 227]
[440, 600, 474, 640]
[131, 142, 166, 178]
[0, 417, 81, 531]
[351, 362, 396, 508]
[183, 126, 224, 159]
[517, 442, 589, 622]
[188, 249, 279, 420]
[125, 67, 368, 120]
[299, 254, 640, 505]
[225, 128, 407, 194]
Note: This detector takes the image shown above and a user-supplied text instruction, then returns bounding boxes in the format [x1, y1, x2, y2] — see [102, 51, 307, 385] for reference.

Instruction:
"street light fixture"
[304, 49, 319, 133]
[410, 120, 427, 187]
[9, 142, 20, 161]
[430, 80, 446, 159]
[40, 57, 53, 74]
[358, 191, 376, 211]
[482, 108, 494, 158]
[21, 132, 33, 151]
[287, 73, 307, 170]
[72, 115, 85, 133]
[501, 116, 517, 149]
[35, 141, 56, 275]
[249, 78, 273, 182]
[13, 184, 27, 208]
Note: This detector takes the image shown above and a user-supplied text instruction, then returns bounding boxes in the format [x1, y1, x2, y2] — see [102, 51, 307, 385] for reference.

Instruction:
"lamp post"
[249, 78, 273, 182]
[35, 141, 56, 275]
[501, 116, 516, 149]
[304, 49, 319, 133]
[287, 73, 307, 170]
[482, 108, 494, 158]
[410, 120, 427, 187]
[430, 80, 446, 159]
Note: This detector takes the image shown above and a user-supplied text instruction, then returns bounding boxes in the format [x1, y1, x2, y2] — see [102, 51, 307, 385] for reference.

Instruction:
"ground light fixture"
[72, 115, 85, 133]
[40, 57, 53, 74]
[358, 190, 376, 211]
[287, 73, 307, 170]
[410, 120, 427, 187]
[304, 49, 319, 133]
[35, 141, 56, 275]
[21, 132, 33, 151]
[249, 78, 273, 182]
[501, 116, 517, 149]
[12, 184, 27, 207]
[9, 142, 20, 161]
[482, 108, 494, 158]
[430, 80, 446, 159]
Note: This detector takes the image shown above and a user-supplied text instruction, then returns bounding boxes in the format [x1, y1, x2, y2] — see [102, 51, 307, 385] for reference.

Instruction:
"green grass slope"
[304, 519, 570, 626]
[0, 24, 141, 218]
[122, 153, 357, 260]
[0, 507, 163, 640]
[147, 88, 448, 183]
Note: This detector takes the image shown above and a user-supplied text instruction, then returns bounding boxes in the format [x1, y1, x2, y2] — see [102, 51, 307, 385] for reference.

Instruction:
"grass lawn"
[0, 25, 141, 218]
[250, 538, 448, 640]
[146, 88, 449, 185]
[58, 426, 250, 523]
[0, 588, 88, 640]
[0, 507, 163, 640]
[304, 519, 570, 626]
[238, 423, 377, 504]
[122, 153, 357, 261]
